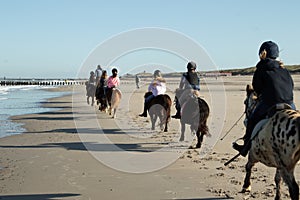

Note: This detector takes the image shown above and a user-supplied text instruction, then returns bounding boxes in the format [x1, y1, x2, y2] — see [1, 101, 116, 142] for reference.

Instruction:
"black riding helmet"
[259, 41, 279, 59]
[187, 61, 197, 70]
[111, 68, 118, 77]
[112, 68, 118, 74]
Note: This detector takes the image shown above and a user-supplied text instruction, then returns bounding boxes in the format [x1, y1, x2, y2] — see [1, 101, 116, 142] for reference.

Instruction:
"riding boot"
[139, 102, 148, 117]
[232, 138, 251, 157]
[232, 124, 253, 157]
[172, 99, 181, 119]
[172, 110, 181, 119]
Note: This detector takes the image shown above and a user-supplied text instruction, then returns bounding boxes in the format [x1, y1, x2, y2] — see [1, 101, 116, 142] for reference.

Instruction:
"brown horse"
[95, 86, 107, 112]
[144, 92, 172, 132]
[241, 85, 300, 200]
[179, 91, 210, 149]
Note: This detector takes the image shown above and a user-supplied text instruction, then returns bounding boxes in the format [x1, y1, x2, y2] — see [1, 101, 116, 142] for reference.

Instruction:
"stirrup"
[171, 114, 181, 119]
[139, 113, 147, 117]
[232, 138, 244, 151]
[232, 142, 244, 152]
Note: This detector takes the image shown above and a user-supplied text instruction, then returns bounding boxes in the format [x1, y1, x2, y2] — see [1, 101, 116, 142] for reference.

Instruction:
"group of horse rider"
[138, 40, 296, 158]
[86, 65, 120, 109]
[86, 41, 296, 158]
[138, 61, 200, 119]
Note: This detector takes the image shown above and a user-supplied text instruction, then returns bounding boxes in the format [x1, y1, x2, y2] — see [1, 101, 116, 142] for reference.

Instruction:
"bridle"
[244, 90, 258, 120]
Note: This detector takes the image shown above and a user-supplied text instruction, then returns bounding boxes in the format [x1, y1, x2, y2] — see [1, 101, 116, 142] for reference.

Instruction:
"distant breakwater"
[0, 79, 86, 86]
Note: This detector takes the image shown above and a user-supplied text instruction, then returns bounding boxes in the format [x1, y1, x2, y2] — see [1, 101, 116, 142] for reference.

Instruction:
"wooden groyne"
[0, 79, 86, 86]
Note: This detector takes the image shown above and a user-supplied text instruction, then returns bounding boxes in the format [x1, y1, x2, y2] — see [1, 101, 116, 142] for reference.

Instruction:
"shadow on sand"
[0, 193, 80, 200]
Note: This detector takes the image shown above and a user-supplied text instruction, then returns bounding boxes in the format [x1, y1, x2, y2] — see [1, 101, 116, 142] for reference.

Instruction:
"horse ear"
[246, 84, 254, 96]
[246, 84, 251, 93]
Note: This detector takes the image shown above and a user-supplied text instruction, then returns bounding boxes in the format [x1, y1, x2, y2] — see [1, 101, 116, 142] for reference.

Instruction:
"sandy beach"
[1, 75, 300, 200]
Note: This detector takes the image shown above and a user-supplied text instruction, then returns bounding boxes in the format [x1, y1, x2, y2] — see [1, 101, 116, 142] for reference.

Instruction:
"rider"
[172, 61, 200, 119]
[95, 64, 103, 85]
[139, 70, 167, 117]
[86, 71, 96, 93]
[106, 68, 120, 106]
[95, 70, 108, 110]
[233, 41, 296, 157]
[86, 71, 96, 105]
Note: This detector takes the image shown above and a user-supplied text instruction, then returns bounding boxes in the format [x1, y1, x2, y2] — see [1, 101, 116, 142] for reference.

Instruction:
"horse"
[178, 89, 210, 149]
[109, 88, 122, 118]
[144, 92, 172, 132]
[241, 85, 300, 200]
[85, 81, 96, 106]
[95, 86, 108, 112]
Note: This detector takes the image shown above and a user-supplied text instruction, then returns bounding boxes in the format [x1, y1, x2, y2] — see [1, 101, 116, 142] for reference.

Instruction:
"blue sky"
[1, 0, 299, 78]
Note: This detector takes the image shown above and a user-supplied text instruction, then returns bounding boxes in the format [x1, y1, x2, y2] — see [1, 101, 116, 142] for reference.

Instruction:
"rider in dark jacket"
[172, 61, 200, 119]
[233, 41, 296, 156]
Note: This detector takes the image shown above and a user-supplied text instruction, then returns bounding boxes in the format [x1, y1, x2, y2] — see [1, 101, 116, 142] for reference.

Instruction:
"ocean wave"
[0, 87, 68, 139]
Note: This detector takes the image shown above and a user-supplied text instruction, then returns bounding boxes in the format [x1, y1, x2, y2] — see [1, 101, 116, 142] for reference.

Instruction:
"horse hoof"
[241, 186, 251, 193]
[179, 137, 184, 142]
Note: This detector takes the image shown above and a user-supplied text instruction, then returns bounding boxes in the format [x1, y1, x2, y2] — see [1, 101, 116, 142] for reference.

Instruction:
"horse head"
[244, 85, 258, 125]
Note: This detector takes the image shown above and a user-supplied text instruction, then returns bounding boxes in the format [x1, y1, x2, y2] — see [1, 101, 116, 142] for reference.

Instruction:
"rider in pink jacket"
[106, 68, 120, 105]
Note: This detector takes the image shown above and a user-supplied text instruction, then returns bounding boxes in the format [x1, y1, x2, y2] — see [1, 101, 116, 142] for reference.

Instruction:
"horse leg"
[274, 169, 282, 200]
[280, 168, 299, 200]
[163, 107, 170, 132]
[163, 116, 168, 132]
[180, 121, 185, 141]
[150, 115, 156, 130]
[112, 108, 117, 118]
[242, 159, 255, 193]
[87, 96, 90, 105]
[195, 129, 204, 148]
[91, 95, 94, 106]
[148, 111, 155, 130]
[160, 111, 167, 132]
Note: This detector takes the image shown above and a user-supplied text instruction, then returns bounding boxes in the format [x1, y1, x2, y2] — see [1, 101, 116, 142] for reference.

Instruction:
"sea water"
[0, 85, 70, 138]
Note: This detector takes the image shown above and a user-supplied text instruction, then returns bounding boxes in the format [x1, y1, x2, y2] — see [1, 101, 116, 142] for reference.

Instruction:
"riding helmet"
[153, 70, 162, 78]
[187, 61, 197, 70]
[259, 41, 279, 59]
[112, 68, 118, 74]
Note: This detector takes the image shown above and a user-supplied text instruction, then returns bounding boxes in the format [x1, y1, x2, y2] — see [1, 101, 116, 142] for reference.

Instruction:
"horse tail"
[164, 95, 172, 122]
[198, 98, 209, 119]
[297, 116, 300, 142]
[198, 98, 210, 136]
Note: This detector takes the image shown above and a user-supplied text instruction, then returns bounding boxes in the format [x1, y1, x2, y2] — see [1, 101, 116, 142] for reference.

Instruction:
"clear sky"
[1, 0, 299, 78]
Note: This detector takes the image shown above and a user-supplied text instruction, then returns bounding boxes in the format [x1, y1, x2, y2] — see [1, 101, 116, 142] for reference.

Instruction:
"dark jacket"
[252, 58, 294, 106]
[180, 72, 200, 90]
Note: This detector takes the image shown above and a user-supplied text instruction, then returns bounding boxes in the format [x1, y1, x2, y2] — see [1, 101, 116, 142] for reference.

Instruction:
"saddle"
[266, 103, 292, 118]
[251, 103, 292, 139]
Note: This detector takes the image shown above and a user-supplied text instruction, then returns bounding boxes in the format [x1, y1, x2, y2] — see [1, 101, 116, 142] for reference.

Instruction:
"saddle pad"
[251, 118, 268, 140]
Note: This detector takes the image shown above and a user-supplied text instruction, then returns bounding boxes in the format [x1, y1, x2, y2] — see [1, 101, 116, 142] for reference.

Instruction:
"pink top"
[107, 76, 120, 88]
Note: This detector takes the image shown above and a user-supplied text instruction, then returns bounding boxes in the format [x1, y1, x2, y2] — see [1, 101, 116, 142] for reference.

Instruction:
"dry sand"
[1, 75, 300, 200]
